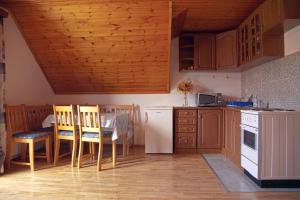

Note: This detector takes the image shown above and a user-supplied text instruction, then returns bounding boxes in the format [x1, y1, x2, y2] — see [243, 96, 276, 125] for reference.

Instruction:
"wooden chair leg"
[29, 141, 35, 171]
[69, 140, 73, 154]
[126, 140, 130, 156]
[54, 139, 60, 166]
[92, 142, 96, 160]
[97, 142, 103, 171]
[49, 134, 53, 161]
[45, 136, 51, 164]
[5, 142, 12, 170]
[78, 141, 84, 168]
[112, 140, 116, 168]
[123, 136, 126, 157]
[89, 142, 93, 160]
[20, 143, 27, 162]
[71, 139, 77, 167]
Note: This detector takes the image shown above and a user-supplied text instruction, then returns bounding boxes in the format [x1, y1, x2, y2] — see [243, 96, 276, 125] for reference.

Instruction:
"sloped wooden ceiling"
[3, 0, 171, 94]
[173, 0, 264, 32]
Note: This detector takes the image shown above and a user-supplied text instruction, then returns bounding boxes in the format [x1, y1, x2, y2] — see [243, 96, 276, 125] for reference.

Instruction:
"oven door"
[241, 124, 259, 164]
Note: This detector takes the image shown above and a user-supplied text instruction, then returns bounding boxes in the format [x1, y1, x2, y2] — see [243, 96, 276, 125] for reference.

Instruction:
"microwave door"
[198, 95, 216, 105]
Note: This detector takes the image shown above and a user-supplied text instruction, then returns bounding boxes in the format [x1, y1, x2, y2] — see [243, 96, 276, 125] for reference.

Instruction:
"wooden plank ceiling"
[173, 0, 264, 32]
[4, 0, 171, 94]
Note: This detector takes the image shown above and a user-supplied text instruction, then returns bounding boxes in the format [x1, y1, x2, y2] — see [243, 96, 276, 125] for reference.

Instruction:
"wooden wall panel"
[4, 0, 171, 94]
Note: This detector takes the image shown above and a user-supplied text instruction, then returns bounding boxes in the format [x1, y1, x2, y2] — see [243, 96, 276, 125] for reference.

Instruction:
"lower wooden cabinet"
[174, 108, 223, 152]
[223, 108, 241, 167]
[174, 107, 243, 168]
[176, 132, 196, 149]
[198, 109, 222, 149]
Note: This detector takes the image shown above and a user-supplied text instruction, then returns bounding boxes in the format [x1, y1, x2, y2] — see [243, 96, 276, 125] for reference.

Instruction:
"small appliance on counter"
[196, 93, 223, 106]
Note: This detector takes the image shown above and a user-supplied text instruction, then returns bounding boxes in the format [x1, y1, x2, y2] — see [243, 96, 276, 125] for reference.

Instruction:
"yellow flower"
[177, 81, 193, 94]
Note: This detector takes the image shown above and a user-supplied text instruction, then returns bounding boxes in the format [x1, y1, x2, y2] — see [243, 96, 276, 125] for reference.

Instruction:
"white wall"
[4, 15, 54, 105]
[285, 25, 300, 56]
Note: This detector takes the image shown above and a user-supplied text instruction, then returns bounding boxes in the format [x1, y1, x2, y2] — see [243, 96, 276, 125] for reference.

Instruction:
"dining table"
[42, 112, 132, 156]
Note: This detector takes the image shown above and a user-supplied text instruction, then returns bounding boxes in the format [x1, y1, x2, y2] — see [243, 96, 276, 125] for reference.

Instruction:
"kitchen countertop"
[173, 106, 250, 111]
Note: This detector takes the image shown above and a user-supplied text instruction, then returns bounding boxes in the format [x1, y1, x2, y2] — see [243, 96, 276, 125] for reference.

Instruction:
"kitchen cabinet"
[216, 30, 238, 70]
[262, 0, 300, 33]
[179, 33, 215, 71]
[197, 109, 222, 150]
[174, 108, 223, 153]
[195, 34, 215, 70]
[174, 108, 197, 152]
[262, 0, 284, 32]
[238, 5, 284, 68]
[223, 108, 241, 167]
[179, 33, 196, 71]
[238, 0, 300, 67]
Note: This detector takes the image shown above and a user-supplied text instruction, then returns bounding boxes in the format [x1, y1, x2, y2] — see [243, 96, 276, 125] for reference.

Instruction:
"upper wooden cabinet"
[179, 33, 215, 71]
[195, 34, 215, 70]
[178, 0, 300, 72]
[238, 5, 284, 67]
[216, 30, 238, 70]
[179, 34, 196, 71]
[262, 0, 300, 33]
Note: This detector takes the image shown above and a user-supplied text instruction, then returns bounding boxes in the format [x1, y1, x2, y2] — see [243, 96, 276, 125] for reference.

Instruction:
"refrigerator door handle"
[145, 112, 148, 123]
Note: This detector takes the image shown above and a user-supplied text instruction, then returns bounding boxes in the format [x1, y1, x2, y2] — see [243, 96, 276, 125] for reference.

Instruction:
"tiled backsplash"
[242, 51, 300, 110]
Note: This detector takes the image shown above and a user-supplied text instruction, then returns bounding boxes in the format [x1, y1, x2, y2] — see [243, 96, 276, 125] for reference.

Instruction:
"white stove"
[240, 110, 260, 179]
[240, 109, 300, 187]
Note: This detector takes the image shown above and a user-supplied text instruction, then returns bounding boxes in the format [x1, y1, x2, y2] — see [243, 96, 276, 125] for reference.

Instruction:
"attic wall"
[4, 15, 54, 105]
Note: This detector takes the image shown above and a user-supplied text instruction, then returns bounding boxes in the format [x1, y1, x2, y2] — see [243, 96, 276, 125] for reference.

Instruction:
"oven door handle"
[240, 124, 258, 134]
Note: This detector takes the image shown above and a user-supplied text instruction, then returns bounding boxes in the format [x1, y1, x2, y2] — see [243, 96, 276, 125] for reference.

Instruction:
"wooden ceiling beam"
[172, 8, 188, 39]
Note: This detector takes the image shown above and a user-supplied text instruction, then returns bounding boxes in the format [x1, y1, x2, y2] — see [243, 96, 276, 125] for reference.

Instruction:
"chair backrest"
[24, 105, 53, 131]
[53, 105, 76, 132]
[5, 105, 27, 136]
[77, 105, 101, 137]
[100, 104, 134, 123]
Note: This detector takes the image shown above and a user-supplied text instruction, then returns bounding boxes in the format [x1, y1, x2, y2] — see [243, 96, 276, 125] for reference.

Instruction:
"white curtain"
[0, 17, 6, 174]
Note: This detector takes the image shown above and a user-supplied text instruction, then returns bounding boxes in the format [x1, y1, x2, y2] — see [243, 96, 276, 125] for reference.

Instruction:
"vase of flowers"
[177, 81, 193, 107]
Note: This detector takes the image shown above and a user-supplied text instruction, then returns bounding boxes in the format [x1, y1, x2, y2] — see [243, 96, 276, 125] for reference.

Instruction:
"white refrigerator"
[144, 106, 173, 154]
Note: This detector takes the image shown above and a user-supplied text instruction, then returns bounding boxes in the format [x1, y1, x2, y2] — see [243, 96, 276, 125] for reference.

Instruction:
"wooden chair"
[53, 105, 78, 167]
[21, 105, 54, 162]
[77, 105, 116, 171]
[101, 104, 134, 156]
[5, 105, 51, 171]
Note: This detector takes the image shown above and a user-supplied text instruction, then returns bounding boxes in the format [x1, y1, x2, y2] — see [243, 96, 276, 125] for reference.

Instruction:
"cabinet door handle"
[145, 112, 148, 123]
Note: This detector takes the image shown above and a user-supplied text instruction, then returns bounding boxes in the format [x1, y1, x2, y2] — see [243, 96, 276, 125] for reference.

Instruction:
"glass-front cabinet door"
[250, 8, 263, 60]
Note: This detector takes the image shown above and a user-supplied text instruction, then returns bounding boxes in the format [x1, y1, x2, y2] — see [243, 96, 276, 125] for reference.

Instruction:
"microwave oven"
[196, 93, 223, 106]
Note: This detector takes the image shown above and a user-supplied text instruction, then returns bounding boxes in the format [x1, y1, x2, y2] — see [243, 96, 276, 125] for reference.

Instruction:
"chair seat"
[58, 130, 76, 136]
[82, 130, 113, 138]
[35, 127, 54, 132]
[13, 132, 49, 139]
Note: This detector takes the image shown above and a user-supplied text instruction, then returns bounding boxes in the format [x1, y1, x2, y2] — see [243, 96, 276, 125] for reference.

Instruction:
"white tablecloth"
[42, 113, 131, 141]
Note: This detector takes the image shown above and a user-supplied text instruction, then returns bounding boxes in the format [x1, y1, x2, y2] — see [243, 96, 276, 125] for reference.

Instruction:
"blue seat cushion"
[82, 132, 99, 138]
[35, 127, 54, 132]
[58, 130, 75, 136]
[13, 132, 49, 139]
[82, 130, 113, 138]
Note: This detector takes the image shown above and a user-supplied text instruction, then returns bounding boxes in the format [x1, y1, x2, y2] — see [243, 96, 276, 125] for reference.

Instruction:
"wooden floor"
[1, 147, 300, 200]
